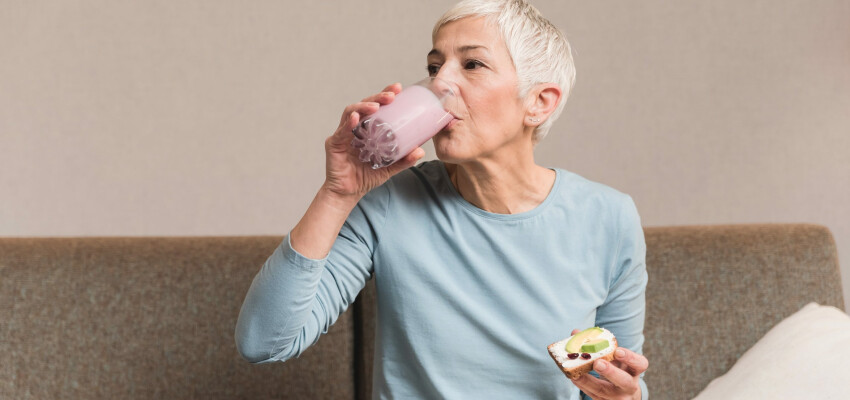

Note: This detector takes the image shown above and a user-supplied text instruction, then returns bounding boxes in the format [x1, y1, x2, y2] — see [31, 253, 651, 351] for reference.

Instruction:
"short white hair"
[433, 0, 576, 143]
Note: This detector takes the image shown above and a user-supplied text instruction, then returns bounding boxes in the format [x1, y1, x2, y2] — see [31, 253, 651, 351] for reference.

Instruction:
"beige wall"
[2, 1, 848, 309]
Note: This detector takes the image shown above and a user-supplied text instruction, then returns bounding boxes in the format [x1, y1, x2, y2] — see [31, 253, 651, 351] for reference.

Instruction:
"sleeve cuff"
[281, 232, 329, 271]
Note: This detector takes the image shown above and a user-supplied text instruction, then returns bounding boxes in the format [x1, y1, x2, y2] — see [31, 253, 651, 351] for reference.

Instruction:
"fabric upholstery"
[0, 237, 355, 400]
[641, 224, 844, 400]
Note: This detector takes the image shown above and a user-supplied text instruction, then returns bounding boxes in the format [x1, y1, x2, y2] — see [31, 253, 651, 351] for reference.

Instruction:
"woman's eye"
[464, 60, 483, 70]
[427, 64, 440, 76]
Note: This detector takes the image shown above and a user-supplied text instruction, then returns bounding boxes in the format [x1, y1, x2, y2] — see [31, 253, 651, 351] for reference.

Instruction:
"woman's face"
[427, 17, 529, 164]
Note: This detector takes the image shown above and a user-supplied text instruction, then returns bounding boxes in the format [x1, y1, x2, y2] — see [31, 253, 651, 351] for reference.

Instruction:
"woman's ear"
[524, 83, 562, 127]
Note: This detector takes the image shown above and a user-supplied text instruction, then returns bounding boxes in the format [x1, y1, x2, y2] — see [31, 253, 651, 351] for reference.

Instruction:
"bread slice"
[547, 328, 618, 380]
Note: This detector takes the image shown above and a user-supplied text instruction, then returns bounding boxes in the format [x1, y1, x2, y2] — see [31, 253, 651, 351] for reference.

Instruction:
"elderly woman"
[236, 0, 648, 399]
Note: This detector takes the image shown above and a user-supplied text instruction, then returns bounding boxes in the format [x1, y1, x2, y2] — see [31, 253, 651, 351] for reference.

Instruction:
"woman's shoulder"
[552, 167, 634, 207]
[552, 167, 642, 239]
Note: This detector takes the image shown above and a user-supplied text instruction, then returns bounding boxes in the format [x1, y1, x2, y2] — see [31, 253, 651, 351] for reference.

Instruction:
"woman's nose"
[434, 63, 461, 85]
[431, 76, 457, 98]
[433, 68, 461, 97]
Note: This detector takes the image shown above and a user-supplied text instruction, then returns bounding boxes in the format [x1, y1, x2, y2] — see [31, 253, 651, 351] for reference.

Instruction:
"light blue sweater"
[236, 160, 648, 399]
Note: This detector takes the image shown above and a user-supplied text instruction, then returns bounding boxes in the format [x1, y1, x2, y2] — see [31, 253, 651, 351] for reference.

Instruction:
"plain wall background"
[2, 0, 848, 310]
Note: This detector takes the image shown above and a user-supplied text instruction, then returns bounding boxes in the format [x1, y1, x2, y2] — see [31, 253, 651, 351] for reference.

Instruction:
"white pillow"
[694, 302, 850, 400]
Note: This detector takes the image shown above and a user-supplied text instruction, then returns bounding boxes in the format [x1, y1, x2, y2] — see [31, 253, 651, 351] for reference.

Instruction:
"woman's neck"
[445, 154, 556, 215]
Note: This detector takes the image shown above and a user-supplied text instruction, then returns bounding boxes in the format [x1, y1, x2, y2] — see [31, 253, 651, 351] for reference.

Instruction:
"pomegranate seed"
[581, 353, 591, 360]
[567, 353, 579, 359]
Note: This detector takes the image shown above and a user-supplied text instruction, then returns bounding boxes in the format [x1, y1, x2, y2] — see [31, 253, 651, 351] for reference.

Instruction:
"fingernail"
[615, 348, 626, 358]
[596, 360, 607, 371]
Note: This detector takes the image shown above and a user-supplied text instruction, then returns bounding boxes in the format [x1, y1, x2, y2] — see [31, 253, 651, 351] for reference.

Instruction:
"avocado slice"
[565, 327, 604, 353]
[580, 338, 610, 353]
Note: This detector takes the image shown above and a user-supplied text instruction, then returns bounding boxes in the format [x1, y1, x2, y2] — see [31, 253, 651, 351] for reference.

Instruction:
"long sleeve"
[584, 195, 649, 399]
[234, 184, 391, 363]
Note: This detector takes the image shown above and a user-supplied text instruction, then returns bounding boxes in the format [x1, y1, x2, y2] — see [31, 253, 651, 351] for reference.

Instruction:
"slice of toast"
[547, 328, 618, 380]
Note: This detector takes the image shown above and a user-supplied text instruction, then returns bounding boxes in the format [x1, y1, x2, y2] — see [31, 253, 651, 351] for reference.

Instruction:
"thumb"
[385, 147, 425, 176]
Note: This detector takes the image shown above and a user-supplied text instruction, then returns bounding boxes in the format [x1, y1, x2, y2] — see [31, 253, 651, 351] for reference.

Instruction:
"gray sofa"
[0, 224, 843, 399]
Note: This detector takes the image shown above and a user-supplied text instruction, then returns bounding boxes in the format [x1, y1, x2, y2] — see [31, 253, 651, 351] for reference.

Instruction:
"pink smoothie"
[352, 85, 454, 169]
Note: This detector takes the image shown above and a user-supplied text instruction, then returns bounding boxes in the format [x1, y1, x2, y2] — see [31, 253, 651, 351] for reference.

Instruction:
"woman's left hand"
[569, 330, 648, 400]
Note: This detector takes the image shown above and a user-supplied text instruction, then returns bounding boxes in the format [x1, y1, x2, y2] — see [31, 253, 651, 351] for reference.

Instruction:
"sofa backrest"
[640, 224, 844, 399]
[0, 237, 356, 399]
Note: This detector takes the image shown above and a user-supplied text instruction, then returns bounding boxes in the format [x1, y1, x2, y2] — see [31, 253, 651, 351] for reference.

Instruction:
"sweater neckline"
[436, 161, 562, 221]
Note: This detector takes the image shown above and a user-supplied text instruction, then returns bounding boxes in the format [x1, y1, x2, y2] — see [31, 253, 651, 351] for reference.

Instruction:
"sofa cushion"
[694, 302, 850, 399]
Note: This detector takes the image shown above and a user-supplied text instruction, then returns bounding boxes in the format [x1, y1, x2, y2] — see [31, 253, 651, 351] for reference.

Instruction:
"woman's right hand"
[321, 83, 426, 201]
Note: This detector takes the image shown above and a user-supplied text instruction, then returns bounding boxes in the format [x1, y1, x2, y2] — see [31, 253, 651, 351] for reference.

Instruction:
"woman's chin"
[433, 128, 479, 163]
[433, 144, 470, 164]
[432, 135, 457, 161]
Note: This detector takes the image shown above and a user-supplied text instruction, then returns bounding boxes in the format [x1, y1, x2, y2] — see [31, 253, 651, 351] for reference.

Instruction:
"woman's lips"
[445, 118, 460, 130]
[444, 112, 461, 130]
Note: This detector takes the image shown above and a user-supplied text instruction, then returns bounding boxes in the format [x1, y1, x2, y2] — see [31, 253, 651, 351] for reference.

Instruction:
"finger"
[360, 90, 396, 106]
[612, 347, 649, 376]
[384, 147, 425, 175]
[594, 358, 639, 393]
[338, 101, 381, 128]
[571, 373, 610, 399]
[361, 82, 402, 103]
[327, 111, 359, 150]
[381, 82, 402, 94]
[571, 329, 580, 336]
[329, 108, 369, 149]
